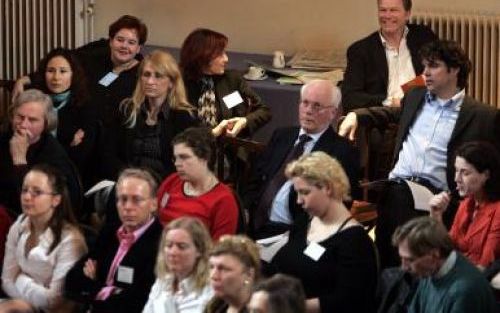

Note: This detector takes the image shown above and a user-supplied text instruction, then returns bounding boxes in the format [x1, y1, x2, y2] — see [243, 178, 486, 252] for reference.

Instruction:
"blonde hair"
[121, 50, 194, 127]
[210, 235, 260, 280]
[155, 217, 212, 291]
[285, 151, 350, 201]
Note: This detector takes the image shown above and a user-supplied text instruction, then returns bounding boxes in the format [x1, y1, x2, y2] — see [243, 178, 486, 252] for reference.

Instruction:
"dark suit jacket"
[342, 24, 437, 111]
[184, 70, 271, 137]
[355, 87, 500, 199]
[246, 126, 360, 232]
[65, 218, 163, 313]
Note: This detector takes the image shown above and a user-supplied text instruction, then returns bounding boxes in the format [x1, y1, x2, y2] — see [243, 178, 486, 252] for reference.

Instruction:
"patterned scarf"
[197, 76, 218, 127]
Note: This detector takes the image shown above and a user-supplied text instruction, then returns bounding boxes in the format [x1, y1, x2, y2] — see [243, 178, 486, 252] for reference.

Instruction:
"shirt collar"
[435, 250, 457, 278]
[379, 26, 409, 48]
[117, 216, 155, 243]
[299, 126, 328, 143]
[425, 89, 465, 111]
[164, 274, 197, 294]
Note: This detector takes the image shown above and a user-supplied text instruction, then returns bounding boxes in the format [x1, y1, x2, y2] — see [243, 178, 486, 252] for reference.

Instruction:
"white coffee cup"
[247, 66, 266, 79]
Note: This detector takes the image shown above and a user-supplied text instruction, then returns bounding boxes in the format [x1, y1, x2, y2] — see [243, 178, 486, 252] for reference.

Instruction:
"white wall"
[93, 0, 500, 54]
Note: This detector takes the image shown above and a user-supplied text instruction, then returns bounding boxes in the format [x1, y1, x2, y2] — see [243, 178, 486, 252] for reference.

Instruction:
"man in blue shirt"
[339, 40, 500, 267]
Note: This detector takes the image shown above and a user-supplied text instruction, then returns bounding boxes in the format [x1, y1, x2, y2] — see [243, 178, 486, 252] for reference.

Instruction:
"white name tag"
[222, 91, 244, 109]
[98, 72, 119, 87]
[303, 241, 326, 261]
[117, 265, 134, 284]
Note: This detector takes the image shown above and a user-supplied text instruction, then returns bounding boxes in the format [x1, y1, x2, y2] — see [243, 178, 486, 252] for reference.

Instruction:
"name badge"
[99, 72, 119, 87]
[303, 241, 326, 261]
[117, 265, 134, 284]
[222, 91, 244, 109]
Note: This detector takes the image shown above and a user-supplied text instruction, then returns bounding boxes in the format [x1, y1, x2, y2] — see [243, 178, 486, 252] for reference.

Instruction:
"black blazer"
[342, 24, 437, 111]
[356, 87, 500, 195]
[65, 218, 163, 313]
[246, 126, 360, 231]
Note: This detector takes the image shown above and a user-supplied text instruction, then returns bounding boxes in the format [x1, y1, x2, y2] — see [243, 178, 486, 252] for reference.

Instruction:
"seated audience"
[0, 89, 82, 216]
[180, 28, 271, 184]
[157, 127, 238, 240]
[204, 235, 260, 313]
[393, 217, 497, 313]
[248, 274, 306, 313]
[0, 299, 37, 313]
[27, 47, 98, 188]
[265, 152, 377, 313]
[339, 39, 500, 268]
[65, 168, 162, 313]
[341, 0, 437, 110]
[246, 80, 360, 239]
[1, 164, 87, 312]
[14, 15, 148, 131]
[430, 141, 500, 268]
[142, 217, 213, 313]
[101, 50, 197, 180]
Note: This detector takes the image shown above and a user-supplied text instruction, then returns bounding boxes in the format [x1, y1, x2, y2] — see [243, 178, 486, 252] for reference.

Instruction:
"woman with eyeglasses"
[65, 168, 163, 313]
[101, 50, 197, 181]
[157, 127, 238, 240]
[1, 164, 87, 312]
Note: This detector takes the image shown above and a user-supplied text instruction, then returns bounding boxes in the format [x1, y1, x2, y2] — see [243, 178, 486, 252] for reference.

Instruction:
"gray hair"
[300, 79, 342, 109]
[10, 89, 57, 132]
[117, 168, 158, 198]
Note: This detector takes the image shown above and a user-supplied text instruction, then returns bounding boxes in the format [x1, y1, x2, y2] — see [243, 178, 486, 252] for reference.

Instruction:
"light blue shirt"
[269, 128, 326, 224]
[389, 90, 465, 190]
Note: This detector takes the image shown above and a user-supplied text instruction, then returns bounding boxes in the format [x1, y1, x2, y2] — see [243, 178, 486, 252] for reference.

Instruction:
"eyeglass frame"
[299, 99, 335, 113]
[20, 187, 57, 198]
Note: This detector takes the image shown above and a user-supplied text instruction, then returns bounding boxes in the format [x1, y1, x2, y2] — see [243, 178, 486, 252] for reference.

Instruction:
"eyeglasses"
[21, 187, 56, 198]
[141, 71, 168, 80]
[299, 100, 334, 113]
[116, 195, 148, 205]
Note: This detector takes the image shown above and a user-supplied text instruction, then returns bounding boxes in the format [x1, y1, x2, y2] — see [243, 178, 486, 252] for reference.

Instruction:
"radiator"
[411, 12, 500, 108]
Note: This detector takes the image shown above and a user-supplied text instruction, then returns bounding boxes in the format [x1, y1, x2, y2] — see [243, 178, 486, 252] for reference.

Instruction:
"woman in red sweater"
[430, 141, 500, 268]
[157, 127, 238, 240]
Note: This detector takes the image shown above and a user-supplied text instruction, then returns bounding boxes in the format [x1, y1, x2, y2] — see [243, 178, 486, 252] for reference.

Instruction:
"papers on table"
[256, 231, 289, 262]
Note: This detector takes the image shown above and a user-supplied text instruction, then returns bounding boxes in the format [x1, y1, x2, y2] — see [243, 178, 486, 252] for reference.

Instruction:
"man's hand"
[71, 129, 85, 147]
[83, 258, 97, 280]
[11, 76, 31, 102]
[9, 130, 30, 165]
[338, 112, 358, 141]
[429, 191, 450, 223]
[225, 117, 247, 137]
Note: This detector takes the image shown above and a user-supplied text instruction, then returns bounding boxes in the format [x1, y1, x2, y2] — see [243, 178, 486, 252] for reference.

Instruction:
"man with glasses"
[0, 89, 81, 217]
[246, 79, 360, 238]
[392, 217, 496, 313]
[65, 168, 162, 313]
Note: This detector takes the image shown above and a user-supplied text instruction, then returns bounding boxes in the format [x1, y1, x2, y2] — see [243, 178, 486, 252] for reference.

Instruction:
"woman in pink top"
[157, 127, 238, 240]
[430, 141, 500, 268]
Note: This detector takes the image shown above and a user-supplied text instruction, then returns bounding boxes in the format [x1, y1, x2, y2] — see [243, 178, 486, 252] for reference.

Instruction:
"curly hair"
[108, 15, 148, 45]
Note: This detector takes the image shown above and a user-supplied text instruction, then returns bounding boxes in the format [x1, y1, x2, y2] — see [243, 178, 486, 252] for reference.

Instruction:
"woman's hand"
[11, 76, 31, 101]
[83, 258, 97, 280]
[70, 129, 85, 147]
[212, 120, 229, 137]
[429, 191, 450, 223]
[225, 117, 247, 137]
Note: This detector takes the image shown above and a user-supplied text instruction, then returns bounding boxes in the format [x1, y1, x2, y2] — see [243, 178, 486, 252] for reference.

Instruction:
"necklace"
[184, 175, 218, 196]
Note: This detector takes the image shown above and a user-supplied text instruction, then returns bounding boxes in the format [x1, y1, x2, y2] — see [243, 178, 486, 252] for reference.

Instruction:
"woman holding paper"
[265, 151, 377, 313]
[430, 141, 500, 268]
[180, 28, 270, 138]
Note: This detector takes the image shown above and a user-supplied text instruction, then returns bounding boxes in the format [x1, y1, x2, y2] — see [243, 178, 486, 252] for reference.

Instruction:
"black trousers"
[375, 179, 442, 269]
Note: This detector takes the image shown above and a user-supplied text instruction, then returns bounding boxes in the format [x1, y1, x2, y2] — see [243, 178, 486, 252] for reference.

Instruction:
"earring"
[244, 279, 250, 286]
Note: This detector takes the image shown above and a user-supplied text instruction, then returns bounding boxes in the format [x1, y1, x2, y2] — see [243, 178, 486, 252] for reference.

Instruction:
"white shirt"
[1, 215, 87, 311]
[380, 27, 416, 106]
[142, 275, 213, 313]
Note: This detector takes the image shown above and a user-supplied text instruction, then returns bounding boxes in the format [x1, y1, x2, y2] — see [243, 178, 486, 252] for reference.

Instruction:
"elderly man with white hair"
[0, 89, 81, 217]
[246, 79, 360, 238]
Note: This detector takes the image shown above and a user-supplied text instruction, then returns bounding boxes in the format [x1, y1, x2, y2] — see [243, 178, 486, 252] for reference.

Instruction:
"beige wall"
[94, 0, 500, 55]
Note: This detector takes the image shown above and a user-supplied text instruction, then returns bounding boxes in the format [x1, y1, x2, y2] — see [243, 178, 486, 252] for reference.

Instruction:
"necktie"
[254, 134, 312, 230]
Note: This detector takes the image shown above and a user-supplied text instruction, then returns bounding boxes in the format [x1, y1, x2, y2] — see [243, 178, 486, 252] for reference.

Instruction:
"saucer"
[243, 74, 268, 81]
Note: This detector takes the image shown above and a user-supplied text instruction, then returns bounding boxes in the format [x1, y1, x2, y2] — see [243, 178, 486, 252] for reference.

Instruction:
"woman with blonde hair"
[101, 50, 198, 180]
[204, 235, 260, 313]
[265, 151, 378, 313]
[143, 217, 213, 313]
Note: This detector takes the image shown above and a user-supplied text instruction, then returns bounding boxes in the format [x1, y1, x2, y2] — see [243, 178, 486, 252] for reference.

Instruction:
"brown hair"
[210, 235, 260, 280]
[108, 15, 148, 45]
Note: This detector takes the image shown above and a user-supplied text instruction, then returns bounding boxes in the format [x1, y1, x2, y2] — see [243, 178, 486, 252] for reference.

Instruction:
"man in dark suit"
[339, 40, 500, 268]
[342, 0, 437, 112]
[246, 80, 360, 239]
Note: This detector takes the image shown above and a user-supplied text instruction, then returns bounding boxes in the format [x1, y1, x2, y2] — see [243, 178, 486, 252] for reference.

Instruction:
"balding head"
[298, 80, 341, 134]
